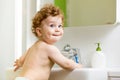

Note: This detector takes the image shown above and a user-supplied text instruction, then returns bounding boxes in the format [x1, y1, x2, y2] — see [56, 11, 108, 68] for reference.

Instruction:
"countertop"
[107, 68, 120, 77]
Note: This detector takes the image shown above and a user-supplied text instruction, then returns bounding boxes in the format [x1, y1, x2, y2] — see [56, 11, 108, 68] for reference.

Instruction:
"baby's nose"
[55, 27, 60, 31]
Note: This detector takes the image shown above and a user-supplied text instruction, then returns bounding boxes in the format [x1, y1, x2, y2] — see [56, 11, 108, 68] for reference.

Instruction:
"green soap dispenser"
[91, 43, 106, 68]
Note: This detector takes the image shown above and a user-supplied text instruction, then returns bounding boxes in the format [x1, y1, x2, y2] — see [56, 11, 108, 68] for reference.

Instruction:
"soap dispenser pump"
[91, 43, 106, 68]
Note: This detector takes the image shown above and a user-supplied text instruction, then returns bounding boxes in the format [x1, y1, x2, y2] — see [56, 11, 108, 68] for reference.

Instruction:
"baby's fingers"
[14, 66, 19, 72]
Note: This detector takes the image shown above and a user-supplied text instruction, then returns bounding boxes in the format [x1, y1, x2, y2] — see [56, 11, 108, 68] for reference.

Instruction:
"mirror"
[54, 0, 116, 26]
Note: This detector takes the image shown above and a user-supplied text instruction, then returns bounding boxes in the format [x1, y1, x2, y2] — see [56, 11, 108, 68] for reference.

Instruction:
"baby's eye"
[58, 25, 63, 28]
[50, 24, 54, 27]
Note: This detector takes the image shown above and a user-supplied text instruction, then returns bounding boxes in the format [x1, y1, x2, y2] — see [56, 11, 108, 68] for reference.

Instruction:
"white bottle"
[91, 43, 106, 68]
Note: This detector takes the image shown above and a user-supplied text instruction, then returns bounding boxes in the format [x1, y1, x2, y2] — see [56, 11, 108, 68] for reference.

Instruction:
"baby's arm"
[48, 46, 82, 70]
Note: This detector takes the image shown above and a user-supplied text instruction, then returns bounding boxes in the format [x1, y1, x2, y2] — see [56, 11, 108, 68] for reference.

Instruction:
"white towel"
[15, 77, 29, 80]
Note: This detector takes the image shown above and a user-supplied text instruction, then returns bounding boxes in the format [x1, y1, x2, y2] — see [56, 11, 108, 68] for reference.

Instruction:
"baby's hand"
[13, 59, 23, 71]
[75, 63, 83, 69]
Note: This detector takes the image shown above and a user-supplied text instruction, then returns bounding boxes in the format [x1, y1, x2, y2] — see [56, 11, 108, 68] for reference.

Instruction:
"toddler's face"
[40, 15, 64, 44]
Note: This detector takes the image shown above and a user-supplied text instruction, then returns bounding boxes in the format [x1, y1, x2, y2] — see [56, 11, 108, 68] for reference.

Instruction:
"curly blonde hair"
[32, 4, 64, 37]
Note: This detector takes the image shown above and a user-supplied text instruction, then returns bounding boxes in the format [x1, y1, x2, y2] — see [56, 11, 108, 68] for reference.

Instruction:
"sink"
[49, 68, 108, 80]
[6, 68, 108, 80]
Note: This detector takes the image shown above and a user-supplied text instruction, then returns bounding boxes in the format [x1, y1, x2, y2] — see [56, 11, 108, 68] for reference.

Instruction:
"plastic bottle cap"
[96, 43, 102, 51]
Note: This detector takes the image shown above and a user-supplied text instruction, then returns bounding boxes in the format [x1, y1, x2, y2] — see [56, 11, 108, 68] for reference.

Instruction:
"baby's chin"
[49, 38, 62, 44]
[43, 39, 58, 45]
[51, 38, 61, 43]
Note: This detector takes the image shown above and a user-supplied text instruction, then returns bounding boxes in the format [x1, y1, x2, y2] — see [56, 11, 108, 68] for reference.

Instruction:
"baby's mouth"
[53, 33, 62, 37]
[53, 34, 59, 36]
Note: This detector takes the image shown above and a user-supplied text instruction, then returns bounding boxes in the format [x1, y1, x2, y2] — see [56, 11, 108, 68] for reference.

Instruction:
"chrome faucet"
[62, 44, 82, 63]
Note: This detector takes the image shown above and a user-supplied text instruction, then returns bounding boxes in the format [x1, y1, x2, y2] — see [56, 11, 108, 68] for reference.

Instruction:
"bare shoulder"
[46, 45, 60, 54]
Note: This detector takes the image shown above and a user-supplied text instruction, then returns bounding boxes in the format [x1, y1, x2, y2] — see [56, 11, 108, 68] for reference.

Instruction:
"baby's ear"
[35, 27, 42, 37]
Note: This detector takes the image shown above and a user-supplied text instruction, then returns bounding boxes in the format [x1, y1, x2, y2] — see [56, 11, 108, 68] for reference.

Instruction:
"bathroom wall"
[0, 0, 15, 80]
[55, 23, 120, 68]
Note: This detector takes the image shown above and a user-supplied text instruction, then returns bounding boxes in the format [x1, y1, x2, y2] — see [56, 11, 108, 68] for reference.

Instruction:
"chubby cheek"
[58, 31, 64, 39]
[45, 31, 53, 39]
[60, 30, 64, 36]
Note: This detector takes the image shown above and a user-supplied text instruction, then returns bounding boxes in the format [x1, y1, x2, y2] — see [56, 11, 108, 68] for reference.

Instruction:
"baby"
[14, 4, 82, 80]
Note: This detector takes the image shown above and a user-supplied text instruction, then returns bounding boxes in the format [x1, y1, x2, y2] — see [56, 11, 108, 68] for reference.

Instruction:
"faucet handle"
[72, 48, 79, 55]
[63, 44, 71, 51]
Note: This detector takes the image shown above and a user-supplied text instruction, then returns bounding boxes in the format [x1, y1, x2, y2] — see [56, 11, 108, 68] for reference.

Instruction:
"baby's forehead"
[43, 16, 62, 24]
